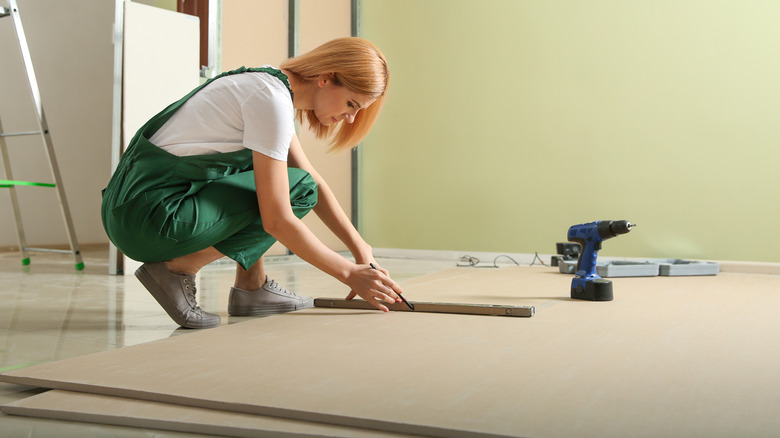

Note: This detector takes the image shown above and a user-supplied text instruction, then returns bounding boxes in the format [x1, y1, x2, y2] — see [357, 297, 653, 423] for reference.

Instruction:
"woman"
[102, 37, 403, 329]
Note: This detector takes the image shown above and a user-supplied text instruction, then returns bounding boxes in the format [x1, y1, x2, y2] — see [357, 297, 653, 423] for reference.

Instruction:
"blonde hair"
[280, 37, 389, 151]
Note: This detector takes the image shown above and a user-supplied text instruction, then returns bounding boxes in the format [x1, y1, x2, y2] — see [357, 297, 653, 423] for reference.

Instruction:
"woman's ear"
[317, 73, 336, 88]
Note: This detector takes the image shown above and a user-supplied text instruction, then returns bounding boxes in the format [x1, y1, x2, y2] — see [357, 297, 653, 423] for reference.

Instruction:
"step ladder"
[0, 0, 83, 270]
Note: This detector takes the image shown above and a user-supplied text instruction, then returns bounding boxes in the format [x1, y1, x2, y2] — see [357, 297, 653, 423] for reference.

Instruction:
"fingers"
[371, 276, 400, 304]
[370, 286, 401, 311]
[369, 263, 404, 300]
[382, 278, 405, 304]
[346, 264, 405, 312]
[373, 302, 390, 312]
[346, 289, 389, 312]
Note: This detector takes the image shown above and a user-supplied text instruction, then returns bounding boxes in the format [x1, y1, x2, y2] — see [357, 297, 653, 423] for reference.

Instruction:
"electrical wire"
[457, 253, 548, 268]
[529, 252, 548, 267]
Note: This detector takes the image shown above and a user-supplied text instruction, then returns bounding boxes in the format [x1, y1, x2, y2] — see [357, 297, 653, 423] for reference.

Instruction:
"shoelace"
[266, 279, 297, 296]
[182, 276, 203, 309]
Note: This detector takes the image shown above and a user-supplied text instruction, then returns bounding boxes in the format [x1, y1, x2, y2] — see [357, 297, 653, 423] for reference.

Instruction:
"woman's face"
[314, 76, 376, 127]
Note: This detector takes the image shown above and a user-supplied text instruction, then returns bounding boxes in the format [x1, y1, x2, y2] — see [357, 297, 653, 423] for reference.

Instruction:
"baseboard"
[718, 261, 780, 275]
[372, 248, 552, 266]
[373, 248, 780, 275]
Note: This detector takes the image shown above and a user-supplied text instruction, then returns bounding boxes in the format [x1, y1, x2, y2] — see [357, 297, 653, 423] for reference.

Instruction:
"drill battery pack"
[571, 277, 613, 301]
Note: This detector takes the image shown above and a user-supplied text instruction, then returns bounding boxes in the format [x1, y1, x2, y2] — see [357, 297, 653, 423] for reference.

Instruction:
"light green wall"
[359, 0, 780, 263]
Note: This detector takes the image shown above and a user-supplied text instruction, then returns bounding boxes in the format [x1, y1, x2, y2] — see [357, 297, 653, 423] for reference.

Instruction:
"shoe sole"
[135, 265, 220, 329]
[228, 297, 314, 317]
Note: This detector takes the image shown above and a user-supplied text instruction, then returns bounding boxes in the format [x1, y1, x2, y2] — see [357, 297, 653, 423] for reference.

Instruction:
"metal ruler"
[314, 298, 535, 317]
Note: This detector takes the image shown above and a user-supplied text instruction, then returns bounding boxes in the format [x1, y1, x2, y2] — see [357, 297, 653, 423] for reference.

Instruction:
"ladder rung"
[0, 6, 10, 17]
[0, 130, 44, 137]
[23, 247, 78, 255]
[0, 180, 56, 188]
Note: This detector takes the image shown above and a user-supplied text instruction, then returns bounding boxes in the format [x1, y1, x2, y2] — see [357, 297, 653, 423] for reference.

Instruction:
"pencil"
[370, 263, 414, 310]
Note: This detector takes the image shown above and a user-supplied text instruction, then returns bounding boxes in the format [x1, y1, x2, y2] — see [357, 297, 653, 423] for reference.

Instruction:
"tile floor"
[0, 246, 454, 437]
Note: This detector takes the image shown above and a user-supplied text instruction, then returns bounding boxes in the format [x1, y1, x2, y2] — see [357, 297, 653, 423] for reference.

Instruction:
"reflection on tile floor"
[0, 246, 454, 437]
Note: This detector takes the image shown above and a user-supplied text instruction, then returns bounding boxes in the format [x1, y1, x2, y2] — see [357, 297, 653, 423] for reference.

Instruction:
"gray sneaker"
[228, 278, 313, 316]
[135, 262, 221, 329]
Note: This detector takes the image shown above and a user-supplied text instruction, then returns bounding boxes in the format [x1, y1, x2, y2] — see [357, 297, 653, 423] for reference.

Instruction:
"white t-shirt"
[149, 68, 295, 161]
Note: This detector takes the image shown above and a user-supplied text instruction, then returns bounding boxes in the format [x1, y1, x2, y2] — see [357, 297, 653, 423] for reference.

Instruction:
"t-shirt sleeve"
[240, 83, 295, 161]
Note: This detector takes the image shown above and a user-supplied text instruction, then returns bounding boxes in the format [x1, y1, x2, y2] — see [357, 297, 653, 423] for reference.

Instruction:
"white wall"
[0, 0, 114, 249]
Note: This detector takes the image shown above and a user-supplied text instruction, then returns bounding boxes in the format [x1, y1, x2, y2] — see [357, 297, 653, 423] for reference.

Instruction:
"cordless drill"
[567, 220, 635, 301]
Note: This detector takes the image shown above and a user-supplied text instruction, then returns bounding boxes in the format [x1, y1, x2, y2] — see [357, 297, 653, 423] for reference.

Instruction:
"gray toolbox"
[559, 259, 719, 277]
[656, 259, 720, 276]
[558, 259, 659, 277]
[596, 260, 661, 277]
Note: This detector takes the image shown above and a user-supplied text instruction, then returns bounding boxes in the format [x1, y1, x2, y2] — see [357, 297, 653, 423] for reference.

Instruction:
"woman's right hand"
[344, 264, 404, 312]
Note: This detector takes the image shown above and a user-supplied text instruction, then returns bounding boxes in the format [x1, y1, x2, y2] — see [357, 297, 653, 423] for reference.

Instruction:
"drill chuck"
[597, 220, 635, 240]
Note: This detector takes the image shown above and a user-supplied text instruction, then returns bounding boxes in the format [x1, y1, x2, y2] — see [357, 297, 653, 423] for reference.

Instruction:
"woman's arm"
[286, 134, 374, 263]
[253, 147, 403, 310]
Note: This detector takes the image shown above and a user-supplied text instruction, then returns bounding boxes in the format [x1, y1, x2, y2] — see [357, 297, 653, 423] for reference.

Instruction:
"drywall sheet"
[3, 267, 780, 437]
[2, 390, 413, 438]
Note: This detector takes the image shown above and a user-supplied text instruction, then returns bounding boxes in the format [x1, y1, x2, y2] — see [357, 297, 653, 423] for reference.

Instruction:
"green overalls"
[101, 67, 318, 270]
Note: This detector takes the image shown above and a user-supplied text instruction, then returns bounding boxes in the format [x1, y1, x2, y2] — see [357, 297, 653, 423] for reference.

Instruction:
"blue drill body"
[567, 220, 635, 301]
